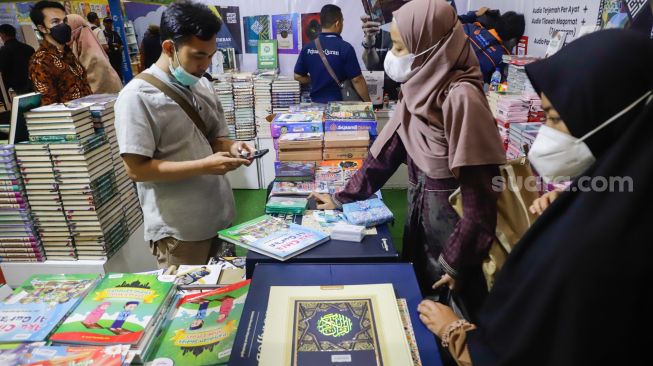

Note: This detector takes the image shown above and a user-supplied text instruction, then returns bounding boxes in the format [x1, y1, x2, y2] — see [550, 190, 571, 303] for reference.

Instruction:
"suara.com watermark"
[492, 175, 634, 193]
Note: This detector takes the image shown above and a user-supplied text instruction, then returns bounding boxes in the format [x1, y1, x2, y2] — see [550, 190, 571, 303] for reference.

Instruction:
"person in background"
[85, 11, 108, 52]
[29, 1, 92, 105]
[311, 0, 504, 322]
[0, 24, 35, 95]
[418, 30, 653, 366]
[102, 17, 124, 81]
[115, 0, 253, 269]
[140, 24, 162, 71]
[294, 4, 370, 103]
[67, 14, 121, 94]
[459, 8, 525, 83]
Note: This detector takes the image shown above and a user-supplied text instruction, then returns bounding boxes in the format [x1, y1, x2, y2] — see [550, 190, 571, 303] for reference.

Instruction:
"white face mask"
[528, 91, 652, 183]
[383, 41, 439, 83]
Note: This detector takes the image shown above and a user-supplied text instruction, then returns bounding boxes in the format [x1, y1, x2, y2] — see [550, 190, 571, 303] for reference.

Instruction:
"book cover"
[274, 161, 316, 178]
[24, 103, 90, 118]
[243, 15, 271, 54]
[17, 344, 130, 366]
[9, 93, 41, 144]
[215, 6, 243, 54]
[176, 265, 222, 286]
[270, 181, 316, 196]
[50, 273, 175, 345]
[301, 13, 321, 46]
[257, 39, 278, 70]
[259, 284, 413, 366]
[326, 102, 376, 121]
[218, 215, 329, 261]
[272, 13, 300, 54]
[343, 198, 394, 227]
[0, 274, 99, 343]
[273, 112, 323, 124]
[147, 280, 250, 365]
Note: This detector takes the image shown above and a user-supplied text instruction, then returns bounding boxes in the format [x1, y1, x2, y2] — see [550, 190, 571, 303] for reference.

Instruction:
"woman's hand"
[308, 192, 336, 210]
[529, 189, 562, 215]
[418, 300, 461, 338]
[432, 273, 457, 290]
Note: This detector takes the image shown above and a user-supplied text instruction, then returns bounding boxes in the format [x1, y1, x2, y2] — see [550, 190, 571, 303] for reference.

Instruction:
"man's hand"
[201, 152, 249, 175]
[476, 7, 490, 17]
[433, 274, 457, 290]
[530, 189, 562, 216]
[229, 142, 255, 166]
[308, 192, 337, 210]
[418, 300, 461, 338]
[361, 15, 381, 47]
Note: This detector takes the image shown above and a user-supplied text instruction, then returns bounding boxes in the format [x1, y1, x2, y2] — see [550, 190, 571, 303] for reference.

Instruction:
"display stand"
[0, 224, 157, 287]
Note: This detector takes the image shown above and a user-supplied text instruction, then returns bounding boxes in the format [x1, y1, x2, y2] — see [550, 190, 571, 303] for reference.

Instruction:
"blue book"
[343, 198, 394, 227]
[218, 215, 329, 261]
[0, 274, 99, 343]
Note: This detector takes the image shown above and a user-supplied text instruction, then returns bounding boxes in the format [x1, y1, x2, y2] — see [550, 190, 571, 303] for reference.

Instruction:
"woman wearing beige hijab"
[67, 14, 122, 94]
[311, 0, 505, 319]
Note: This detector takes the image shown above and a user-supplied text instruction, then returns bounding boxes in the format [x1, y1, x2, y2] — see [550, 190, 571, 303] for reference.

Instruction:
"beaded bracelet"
[441, 319, 472, 348]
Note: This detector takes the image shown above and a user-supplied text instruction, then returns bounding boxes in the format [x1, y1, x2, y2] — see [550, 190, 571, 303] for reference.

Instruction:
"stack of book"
[269, 181, 318, 197]
[277, 132, 323, 161]
[233, 73, 255, 140]
[0, 144, 44, 262]
[271, 77, 300, 114]
[50, 273, 177, 363]
[505, 56, 539, 94]
[274, 161, 315, 182]
[315, 159, 363, 194]
[325, 102, 378, 139]
[507, 122, 543, 160]
[254, 75, 274, 138]
[265, 196, 309, 215]
[522, 91, 546, 122]
[15, 142, 76, 260]
[323, 130, 370, 160]
[214, 76, 237, 140]
[76, 94, 142, 237]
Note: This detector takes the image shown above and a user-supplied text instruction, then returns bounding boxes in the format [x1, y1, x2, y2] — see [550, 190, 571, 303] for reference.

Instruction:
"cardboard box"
[278, 150, 323, 161]
[324, 131, 370, 148]
[278, 133, 323, 150]
[323, 148, 369, 160]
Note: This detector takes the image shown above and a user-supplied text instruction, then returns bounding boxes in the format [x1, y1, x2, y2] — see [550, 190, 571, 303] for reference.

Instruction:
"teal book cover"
[148, 280, 251, 365]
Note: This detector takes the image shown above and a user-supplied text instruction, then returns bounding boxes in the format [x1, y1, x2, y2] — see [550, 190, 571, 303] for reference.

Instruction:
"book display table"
[231, 263, 441, 366]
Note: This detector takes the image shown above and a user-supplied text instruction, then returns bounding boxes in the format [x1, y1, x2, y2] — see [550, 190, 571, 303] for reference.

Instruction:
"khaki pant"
[149, 236, 235, 269]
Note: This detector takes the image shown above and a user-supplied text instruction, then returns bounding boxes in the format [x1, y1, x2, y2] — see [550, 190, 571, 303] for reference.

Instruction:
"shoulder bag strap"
[314, 37, 343, 88]
[134, 73, 210, 142]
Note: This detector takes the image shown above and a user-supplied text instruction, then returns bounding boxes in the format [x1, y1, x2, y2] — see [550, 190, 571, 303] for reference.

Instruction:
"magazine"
[218, 215, 329, 261]
[147, 280, 251, 365]
[0, 274, 100, 343]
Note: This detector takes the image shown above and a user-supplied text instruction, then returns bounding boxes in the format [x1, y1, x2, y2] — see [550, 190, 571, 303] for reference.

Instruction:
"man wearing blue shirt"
[294, 5, 370, 103]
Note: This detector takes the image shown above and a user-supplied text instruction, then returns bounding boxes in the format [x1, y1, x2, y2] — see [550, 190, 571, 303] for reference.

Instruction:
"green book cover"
[265, 196, 308, 215]
[257, 39, 278, 70]
[50, 273, 175, 345]
[148, 280, 251, 365]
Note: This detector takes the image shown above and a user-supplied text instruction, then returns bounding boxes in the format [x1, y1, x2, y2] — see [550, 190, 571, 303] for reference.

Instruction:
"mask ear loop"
[578, 90, 653, 143]
[407, 28, 454, 78]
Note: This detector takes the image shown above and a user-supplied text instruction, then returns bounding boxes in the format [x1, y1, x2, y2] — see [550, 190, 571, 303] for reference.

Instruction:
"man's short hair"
[320, 4, 343, 29]
[0, 24, 17, 38]
[30, 1, 66, 28]
[160, 0, 221, 45]
[103, 16, 113, 24]
[87, 11, 99, 23]
[496, 11, 525, 42]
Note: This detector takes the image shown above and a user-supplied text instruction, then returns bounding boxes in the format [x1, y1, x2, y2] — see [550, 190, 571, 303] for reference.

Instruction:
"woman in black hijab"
[417, 29, 653, 366]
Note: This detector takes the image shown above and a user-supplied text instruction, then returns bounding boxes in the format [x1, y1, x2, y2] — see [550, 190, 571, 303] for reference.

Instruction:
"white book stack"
[0, 144, 45, 262]
[272, 77, 300, 114]
[15, 143, 76, 260]
[233, 73, 255, 141]
[254, 75, 274, 138]
[214, 76, 236, 140]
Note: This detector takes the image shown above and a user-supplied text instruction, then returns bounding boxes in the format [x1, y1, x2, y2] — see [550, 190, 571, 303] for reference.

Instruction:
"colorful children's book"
[18, 344, 130, 366]
[269, 181, 315, 197]
[176, 265, 222, 286]
[342, 198, 394, 227]
[50, 273, 175, 346]
[148, 280, 251, 365]
[218, 215, 329, 261]
[0, 274, 100, 343]
[274, 161, 315, 179]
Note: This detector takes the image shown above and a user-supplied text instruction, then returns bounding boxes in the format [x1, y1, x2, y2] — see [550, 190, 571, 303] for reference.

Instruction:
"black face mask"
[48, 23, 72, 45]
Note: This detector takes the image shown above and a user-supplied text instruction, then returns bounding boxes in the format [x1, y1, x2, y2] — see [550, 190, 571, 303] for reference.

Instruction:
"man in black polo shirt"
[294, 5, 370, 103]
[0, 24, 35, 94]
[102, 16, 124, 81]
